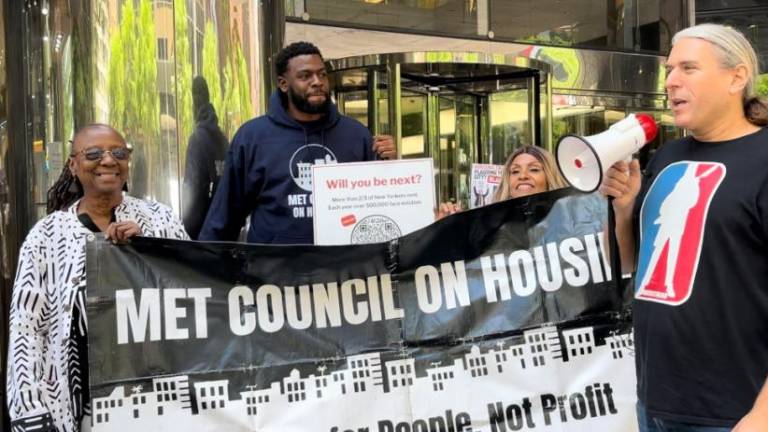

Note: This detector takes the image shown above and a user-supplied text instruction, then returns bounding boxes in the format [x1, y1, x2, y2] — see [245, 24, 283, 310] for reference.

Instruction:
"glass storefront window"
[20, 0, 260, 216]
[437, 94, 474, 207]
[697, 0, 764, 10]
[400, 93, 428, 157]
[488, 89, 532, 165]
[489, 0, 686, 53]
[697, 10, 768, 72]
[289, 0, 688, 54]
[288, 0, 484, 38]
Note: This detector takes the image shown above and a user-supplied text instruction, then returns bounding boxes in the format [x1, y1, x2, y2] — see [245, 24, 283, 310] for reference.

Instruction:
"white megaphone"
[556, 113, 658, 192]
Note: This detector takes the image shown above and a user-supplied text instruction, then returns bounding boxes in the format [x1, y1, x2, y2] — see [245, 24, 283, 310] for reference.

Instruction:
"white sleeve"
[6, 227, 55, 427]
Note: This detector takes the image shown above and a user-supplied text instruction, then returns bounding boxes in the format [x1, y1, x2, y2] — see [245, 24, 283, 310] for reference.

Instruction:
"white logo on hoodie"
[289, 144, 338, 192]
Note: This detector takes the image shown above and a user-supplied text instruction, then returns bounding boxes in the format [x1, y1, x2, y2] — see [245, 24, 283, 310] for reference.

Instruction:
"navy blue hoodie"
[199, 91, 375, 244]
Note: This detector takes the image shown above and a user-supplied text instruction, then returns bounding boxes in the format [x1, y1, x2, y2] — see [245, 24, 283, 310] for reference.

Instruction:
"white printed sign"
[312, 158, 436, 245]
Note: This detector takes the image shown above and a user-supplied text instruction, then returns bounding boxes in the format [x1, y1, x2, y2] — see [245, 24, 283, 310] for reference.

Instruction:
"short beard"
[288, 86, 330, 115]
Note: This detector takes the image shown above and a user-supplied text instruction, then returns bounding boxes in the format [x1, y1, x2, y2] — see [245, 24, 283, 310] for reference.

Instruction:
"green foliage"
[107, 4, 127, 132]
[221, 44, 254, 136]
[136, 0, 160, 141]
[108, 5, 254, 170]
[107, 0, 161, 200]
[757, 73, 768, 97]
[519, 31, 574, 47]
[202, 21, 223, 119]
[222, 60, 237, 137]
[108, 0, 160, 143]
[552, 119, 568, 140]
[174, 0, 194, 158]
[235, 45, 254, 129]
[202, 20, 253, 138]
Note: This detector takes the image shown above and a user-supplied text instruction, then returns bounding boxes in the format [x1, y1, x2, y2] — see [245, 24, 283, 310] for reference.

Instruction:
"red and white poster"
[470, 164, 504, 209]
[312, 158, 436, 245]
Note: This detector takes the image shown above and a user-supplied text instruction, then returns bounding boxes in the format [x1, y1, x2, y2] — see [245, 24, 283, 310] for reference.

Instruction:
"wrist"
[613, 201, 633, 220]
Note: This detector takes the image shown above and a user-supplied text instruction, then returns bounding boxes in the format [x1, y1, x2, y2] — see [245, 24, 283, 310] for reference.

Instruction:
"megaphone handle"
[607, 197, 624, 299]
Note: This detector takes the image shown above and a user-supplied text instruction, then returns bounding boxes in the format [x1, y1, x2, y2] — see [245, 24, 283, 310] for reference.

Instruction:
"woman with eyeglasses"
[6, 124, 188, 432]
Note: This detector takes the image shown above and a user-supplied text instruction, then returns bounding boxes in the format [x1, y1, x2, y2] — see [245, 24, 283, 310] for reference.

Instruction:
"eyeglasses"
[71, 147, 132, 161]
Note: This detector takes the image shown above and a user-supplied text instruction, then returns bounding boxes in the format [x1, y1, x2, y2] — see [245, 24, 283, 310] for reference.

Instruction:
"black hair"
[46, 165, 83, 214]
[46, 123, 127, 214]
[192, 76, 210, 118]
[275, 41, 323, 77]
[745, 96, 768, 126]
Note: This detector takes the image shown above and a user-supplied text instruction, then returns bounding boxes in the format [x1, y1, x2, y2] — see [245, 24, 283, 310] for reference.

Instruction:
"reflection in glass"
[438, 95, 475, 208]
[401, 94, 427, 158]
[489, 89, 532, 165]
[290, 0, 685, 53]
[697, 10, 768, 71]
[107, 0, 164, 203]
[288, 0, 483, 38]
[4, 0, 262, 216]
[490, 0, 685, 52]
[338, 91, 369, 127]
[0, 0, 8, 277]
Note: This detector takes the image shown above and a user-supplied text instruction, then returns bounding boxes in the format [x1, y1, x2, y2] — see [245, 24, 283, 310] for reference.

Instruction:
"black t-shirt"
[632, 128, 768, 427]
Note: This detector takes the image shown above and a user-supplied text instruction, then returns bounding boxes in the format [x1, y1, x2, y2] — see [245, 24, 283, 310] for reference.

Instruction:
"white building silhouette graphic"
[296, 154, 335, 190]
[153, 375, 191, 415]
[240, 382, 281, 416]
[194, 379, 229, 411]
[605, 332, 635, 360]
[563, 327, 596, 358]
[427, 359, 461, 391]
[91, 325, 631, 429]
[387, 358, 416, 390]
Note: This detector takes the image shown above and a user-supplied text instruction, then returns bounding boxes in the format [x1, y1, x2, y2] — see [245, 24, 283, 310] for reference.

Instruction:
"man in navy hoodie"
[199, 42, 395, 244]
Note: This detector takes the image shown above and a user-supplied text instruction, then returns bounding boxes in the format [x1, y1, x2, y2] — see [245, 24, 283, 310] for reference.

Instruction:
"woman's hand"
[105, 220, 142, 244]
[435, 202, 462, 220]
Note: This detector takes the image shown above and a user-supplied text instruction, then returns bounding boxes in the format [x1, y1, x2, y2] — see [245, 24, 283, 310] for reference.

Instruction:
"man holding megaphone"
[599, 24, 768, 432]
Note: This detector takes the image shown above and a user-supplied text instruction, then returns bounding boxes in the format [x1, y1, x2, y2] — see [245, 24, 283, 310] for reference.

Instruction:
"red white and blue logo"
[635, 161, 726, 306]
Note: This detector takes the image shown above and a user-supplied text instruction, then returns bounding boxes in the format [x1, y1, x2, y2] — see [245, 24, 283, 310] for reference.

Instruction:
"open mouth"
[95, 172, 121, 178]
[516, 183, 535, 190]
[671, 98, 688, 109]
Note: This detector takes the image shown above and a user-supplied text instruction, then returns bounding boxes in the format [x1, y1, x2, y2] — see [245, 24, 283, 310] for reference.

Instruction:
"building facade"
[0, 0, 705, 428]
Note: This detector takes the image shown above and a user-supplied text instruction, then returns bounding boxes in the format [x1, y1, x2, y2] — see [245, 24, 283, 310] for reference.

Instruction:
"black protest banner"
[86, 188, 637, 432]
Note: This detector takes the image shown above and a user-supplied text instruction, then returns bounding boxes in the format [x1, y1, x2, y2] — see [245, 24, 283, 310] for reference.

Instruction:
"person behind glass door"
[182, 76, 229, 239]
[6, 124, 188, 432]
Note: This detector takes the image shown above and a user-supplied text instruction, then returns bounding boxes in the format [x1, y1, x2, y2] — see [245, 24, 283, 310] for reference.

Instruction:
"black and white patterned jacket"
[6, 196, 189, 432]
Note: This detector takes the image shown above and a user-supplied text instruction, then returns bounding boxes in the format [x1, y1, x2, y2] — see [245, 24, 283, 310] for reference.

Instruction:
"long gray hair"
[673, 23, 768, 126]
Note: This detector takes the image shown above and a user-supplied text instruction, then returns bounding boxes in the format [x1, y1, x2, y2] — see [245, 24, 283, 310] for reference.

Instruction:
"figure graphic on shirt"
[639, 164, 718, 298]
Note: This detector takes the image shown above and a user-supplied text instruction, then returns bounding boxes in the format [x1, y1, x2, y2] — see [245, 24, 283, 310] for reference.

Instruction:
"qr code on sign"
[350, 215, 402, 244]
